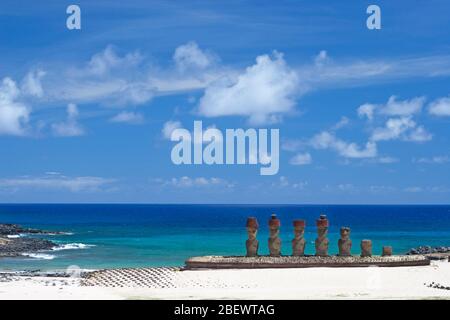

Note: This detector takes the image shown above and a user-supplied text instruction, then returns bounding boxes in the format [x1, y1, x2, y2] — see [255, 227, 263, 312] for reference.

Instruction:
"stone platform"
[185, 255, 430, 269]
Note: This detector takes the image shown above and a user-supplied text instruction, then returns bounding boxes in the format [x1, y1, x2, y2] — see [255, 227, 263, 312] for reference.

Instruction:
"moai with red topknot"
[246, 217, 259, 257]
[292, 220, 306, 256]
[338, 227, 352, 256]
[315, 215, 329, 256]
[268, 214, 281, 257]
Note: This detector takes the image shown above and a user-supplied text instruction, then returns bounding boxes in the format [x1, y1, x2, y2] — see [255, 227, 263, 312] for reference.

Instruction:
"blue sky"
[1, 0, 450, 204]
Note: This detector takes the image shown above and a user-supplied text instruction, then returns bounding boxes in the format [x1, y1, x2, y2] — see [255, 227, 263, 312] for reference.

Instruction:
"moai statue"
[382, 246, 392, 256]
[338, 227, 352, 256]
[268, 214, 281, 257]
[292, 220, 306, 256]
[315, 215, 329, 256]
[245, 217, 259, 257]
[361, 239, 373, 257]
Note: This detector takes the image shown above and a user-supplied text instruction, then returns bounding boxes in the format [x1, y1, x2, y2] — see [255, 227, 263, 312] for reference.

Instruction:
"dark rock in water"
[0, 223, 63, 236]
[0, 223, 60, 258]
[0, 237, 55, 257]
[406, 246, 450, 255]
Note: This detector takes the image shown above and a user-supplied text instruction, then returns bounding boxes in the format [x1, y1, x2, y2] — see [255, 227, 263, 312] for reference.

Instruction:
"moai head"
[316, 215, 329, 235]
[340, 227, 351, 240]
[293, 220, 305, 236]
[246, 217, 259, 240]
[268, 214, 281, 237]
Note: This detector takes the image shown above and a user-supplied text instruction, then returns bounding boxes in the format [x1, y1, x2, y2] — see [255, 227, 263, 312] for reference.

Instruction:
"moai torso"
[361, 239, 372, 257]
[382, 246, 392, 256]
[292, 220, 306, 256]
[268, 214, 281, 257]
[246, 217, 259, 257]
[338, 227, 352, 256]
[315, 215, 329, 256]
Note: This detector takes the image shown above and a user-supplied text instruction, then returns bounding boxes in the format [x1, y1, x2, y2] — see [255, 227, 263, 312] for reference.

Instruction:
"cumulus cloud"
[162, 120, 182, 140]
[0, 77, 30, 136]
[52, 46, 153, 107]
[21, 69, 46, 98]
[429, 96, 450, 116]
[311, 131, 377, 158]
[289, 152, 312, 165]
[358, 96, 425, 120]
[272, 176, 307, 189]
[370, 117, 431, 142]
[198, 51, 299, 125]
[52, 103, 84, 137]
[86, 45, 143, 76]
[0, 174, 114, 192]
[109, 111, 144, 124]
[358, 103, 376, 121]
[158, 176, 234, 188]
[173, 41, 217, 71]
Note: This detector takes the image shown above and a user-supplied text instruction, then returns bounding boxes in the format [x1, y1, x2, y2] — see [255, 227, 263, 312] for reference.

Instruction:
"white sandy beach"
[1, 260, 450, 299]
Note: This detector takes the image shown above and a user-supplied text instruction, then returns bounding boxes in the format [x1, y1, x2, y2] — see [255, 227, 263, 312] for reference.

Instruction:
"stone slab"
[185, 255, 430, 269]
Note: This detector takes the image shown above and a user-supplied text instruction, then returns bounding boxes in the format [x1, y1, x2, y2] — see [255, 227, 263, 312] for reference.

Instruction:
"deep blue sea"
[0, 204, 450, 271]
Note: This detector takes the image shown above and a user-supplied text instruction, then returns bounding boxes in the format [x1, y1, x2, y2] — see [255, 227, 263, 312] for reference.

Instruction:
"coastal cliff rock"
[0, 223, 62, 236]
[0, 223, 57, 257]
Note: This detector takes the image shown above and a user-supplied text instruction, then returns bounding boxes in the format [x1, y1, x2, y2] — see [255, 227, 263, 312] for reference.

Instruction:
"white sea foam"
[21, 253, 55, 260]
[6, 235, 21, 239]
[52, 243, 95, 251]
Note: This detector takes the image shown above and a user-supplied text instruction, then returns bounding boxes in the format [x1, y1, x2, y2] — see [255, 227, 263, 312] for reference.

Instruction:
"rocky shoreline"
[406, 246, 450, 255]
[0, 223, 59, 258]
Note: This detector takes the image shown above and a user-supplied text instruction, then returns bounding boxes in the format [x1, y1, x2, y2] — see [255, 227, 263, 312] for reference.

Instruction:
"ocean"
[0, 204, 449, 271]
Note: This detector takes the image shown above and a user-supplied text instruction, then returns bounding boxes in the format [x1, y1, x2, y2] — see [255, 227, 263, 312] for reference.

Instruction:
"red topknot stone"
[269, 214, 281, 227]
[293, 219, 306, 227]
[316, 215, 329, 227]
[246, 217, 259, 229]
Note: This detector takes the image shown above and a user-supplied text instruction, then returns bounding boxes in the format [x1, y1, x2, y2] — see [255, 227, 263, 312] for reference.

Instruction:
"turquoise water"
[0, 204, 449, 271]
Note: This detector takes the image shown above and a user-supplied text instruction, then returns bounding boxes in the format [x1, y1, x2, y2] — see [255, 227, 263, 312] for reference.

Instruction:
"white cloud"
[376, 156, 399, 164]
[162, 120, 182, 140]
[380, 96, 425, 116]
[429, 96, 450, 116]
[0, 77, 30, 136]
[0, 174, 114, 192]
[86, 45, 143, 76]
[21, 69, 46, 98]
[290, 152, 312, 165]
[331, 116, 350, 131]
[52, 103, 84, 137]
[311, 131, 377, 158]
[272, 176, 307, 189]
[414, 156, 450, 164]
[314, 50, 330, 67]
[298, 53, 450, 90]
[109, 111, 144, 124]
[370, 117, 415, 141]
[173, 41, 217, 71]
[52, 46, 153, 107]
[406, 126, 433, 142]
[160, 176, 233, 188]
[358, 103, 376, 121]
[198, 51, 299, 124]
[370, 117, 432, 142]
[404, 186, 450, 193]
[358, 96, 425, 120]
